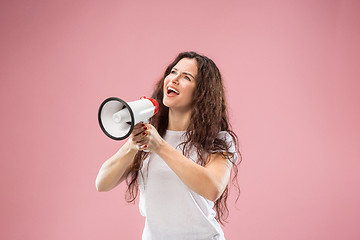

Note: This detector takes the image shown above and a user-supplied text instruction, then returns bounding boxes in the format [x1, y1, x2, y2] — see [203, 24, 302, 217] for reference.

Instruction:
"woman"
[96, 51, 241, 239]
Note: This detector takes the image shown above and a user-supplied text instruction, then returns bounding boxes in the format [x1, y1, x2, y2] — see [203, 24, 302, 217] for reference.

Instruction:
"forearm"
[156, 141, 229, 201]
[95, 139, 138, 192]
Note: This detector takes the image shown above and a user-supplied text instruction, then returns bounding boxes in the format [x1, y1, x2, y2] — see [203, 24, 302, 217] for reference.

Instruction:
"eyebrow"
[172, 67, 196, 79]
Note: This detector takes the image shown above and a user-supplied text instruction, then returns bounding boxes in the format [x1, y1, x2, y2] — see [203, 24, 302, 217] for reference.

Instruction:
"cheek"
[184, 84, 196, 99]
[164, 76, 171, 84]
[164, 78, 171, 90]
[163, 78, 169, 90]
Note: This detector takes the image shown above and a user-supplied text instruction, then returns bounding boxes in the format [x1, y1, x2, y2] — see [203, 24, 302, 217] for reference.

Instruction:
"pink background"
[1, 0, 359, 239]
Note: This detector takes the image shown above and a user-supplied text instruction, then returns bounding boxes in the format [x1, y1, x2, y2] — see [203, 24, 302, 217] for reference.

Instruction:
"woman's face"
[163, 58, 198, 112]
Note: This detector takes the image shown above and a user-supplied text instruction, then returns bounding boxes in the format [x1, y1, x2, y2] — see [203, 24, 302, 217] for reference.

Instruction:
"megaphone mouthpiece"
[112, 108, 131, 123]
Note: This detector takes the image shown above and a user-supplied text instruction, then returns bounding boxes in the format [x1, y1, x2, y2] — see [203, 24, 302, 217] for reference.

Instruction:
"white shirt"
[138, 130, 237, 240]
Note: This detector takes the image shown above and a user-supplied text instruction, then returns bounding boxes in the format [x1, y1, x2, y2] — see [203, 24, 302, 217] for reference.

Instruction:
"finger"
[132, 125, 148, 137]
[133, 122, 144, 130]
[133, 122, 145, 131]
[143, 123, 152, 130]
[134, 122, 145, 127]
[137, 144, 148, 151]
[135, 135, 149, 145]
[132, 130, 149, 142]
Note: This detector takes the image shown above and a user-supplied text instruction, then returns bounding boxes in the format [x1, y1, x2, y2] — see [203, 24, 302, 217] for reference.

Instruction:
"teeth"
[168, 87, 179, 94]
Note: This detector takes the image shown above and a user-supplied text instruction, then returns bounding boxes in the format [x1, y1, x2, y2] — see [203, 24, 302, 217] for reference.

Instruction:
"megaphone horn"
[98, 96, 159, 140]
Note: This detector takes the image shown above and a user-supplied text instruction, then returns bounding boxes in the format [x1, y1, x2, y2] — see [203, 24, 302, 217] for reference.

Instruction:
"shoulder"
[215, 131, 239, 163]
[216, 131, 233, 140]
[216, 131, 236, 149]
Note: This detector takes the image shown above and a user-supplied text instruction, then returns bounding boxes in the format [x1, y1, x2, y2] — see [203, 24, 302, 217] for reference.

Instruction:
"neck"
[167, 108, 192, 131]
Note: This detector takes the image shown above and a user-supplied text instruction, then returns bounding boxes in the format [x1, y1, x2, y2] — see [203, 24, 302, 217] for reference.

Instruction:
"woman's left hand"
[132, 123, 165, 153]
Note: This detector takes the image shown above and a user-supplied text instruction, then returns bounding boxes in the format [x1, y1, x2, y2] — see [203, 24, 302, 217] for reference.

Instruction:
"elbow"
[95, 178, 108, 192]
[205, 185, 224, 202]
[95, 181, 102, 192]
[96, 184, 104, 192]
[207, 190, 222, 202]
[96, 184, 107, 192]
[205, 173, 230, 202]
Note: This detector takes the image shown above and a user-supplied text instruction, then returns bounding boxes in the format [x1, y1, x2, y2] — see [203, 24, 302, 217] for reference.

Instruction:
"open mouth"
[167, 86, 180, 95]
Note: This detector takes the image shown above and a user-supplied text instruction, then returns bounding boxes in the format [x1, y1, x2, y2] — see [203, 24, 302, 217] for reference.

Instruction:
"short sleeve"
[216, 131, 239, 164]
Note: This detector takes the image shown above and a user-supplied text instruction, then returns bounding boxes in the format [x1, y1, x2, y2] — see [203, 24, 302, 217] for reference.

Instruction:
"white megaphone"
[98, 96, 159, 140]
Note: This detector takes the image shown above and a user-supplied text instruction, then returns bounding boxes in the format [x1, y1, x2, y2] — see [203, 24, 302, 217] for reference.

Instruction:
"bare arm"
[156, 141, 232, 201]
[95, 138, 138, 192]
[95, 123, 149, 192]
[136, 124, 233, 202]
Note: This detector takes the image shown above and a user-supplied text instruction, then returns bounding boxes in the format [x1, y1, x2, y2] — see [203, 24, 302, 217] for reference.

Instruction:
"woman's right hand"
[129, 122, 148, 151]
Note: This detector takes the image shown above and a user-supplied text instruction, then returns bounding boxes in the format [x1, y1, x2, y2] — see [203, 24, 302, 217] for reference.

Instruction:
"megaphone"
[98, 96, 159, 140]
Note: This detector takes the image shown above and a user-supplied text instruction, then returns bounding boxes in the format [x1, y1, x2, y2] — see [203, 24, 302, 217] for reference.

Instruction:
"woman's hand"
[130, 123, 165, 153]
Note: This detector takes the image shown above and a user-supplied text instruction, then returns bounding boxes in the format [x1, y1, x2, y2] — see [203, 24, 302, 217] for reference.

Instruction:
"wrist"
[154, 137, 168, 155]
[122, 138, 139, 155]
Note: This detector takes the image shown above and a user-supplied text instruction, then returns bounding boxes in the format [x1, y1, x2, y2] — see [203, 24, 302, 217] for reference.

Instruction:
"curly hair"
[125, 51, 241, 224]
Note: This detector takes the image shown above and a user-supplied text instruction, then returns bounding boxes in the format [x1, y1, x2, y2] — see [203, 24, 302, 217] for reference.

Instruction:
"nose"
[171, 73, 180, 84]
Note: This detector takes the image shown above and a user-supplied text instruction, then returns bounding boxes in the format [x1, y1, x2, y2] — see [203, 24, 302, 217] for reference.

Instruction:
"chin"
[162, 98, 171, 108]
[163, 96, 191, 110]
[163, 97, 180, 109]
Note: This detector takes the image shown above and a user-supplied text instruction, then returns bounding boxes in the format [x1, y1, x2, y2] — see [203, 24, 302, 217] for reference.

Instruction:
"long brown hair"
[125, 51, 241, 224]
